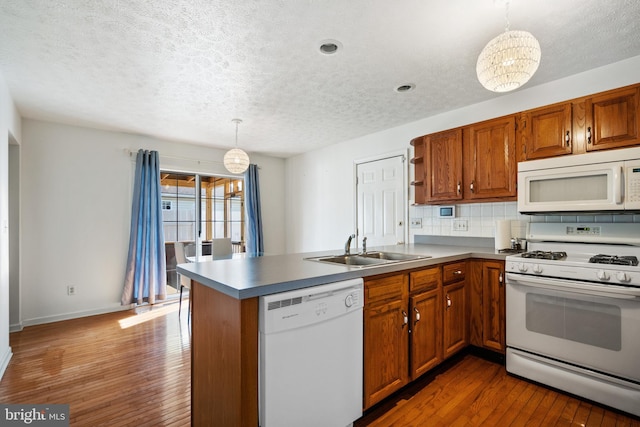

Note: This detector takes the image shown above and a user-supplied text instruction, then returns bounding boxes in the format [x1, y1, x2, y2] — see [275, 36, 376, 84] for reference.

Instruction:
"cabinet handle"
[587, 127, 592, 144]
[457, 182, 461, 194]
[453, 270, 463, 275]
[446, 294, 452, 309]
[414, 307, 421, 323]
[499, 272, 503, 286]
[470, 181, 475, 193]
[402, 310, 409, 326]
[565, 131, 570, 146]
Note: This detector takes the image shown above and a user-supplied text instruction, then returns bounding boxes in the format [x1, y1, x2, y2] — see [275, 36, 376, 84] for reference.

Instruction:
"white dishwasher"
[259, 278, 364, 427]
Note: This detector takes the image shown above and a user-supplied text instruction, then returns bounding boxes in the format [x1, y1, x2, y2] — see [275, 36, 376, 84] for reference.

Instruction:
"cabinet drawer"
[365, 274, 407, 305]
[409, 266, 441, 293]
[443, 262, 466, 284]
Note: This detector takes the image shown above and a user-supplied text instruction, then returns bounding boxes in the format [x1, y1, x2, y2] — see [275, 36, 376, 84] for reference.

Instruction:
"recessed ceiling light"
[319, 39, 342, 55]
[395, 84, 415, 93]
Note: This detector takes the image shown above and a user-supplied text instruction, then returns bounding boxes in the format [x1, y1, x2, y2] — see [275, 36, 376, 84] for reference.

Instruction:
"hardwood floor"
[0, 303, 191, 426]
[355, 352, 640, 427]
[1, 305, 638, 426]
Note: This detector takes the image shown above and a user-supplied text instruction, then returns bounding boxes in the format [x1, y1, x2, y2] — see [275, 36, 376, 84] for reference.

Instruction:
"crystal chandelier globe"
[476, 30, 541, 92]
[476, 2, 541, 93]
[224, 119, 250, 174]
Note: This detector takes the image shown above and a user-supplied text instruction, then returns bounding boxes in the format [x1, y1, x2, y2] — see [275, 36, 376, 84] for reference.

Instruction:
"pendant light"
[224, 118, 250, 174]
[476, 1, 541, 93]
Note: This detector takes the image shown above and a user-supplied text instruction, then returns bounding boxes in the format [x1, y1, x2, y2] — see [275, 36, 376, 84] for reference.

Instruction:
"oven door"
[506, 272, 640, 383]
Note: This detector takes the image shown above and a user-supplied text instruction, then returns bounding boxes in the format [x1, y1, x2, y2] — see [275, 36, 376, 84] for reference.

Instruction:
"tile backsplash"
[409, 201, 640, 242]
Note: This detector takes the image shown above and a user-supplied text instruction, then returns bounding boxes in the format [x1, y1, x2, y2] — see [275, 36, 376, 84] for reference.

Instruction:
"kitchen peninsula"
[177, 242, 505, 426]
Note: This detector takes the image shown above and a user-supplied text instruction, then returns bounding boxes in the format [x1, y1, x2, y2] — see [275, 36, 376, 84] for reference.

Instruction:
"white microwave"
[518, 146, 640, 214]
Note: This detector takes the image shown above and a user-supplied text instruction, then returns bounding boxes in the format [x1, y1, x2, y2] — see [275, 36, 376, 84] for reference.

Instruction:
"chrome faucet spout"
[345, 234, 355, 255]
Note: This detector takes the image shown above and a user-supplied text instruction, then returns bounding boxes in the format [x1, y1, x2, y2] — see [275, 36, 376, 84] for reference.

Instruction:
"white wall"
[20, 120, 285, 326]
[0, 71, 22, 380]
[285, 55, 640, 253]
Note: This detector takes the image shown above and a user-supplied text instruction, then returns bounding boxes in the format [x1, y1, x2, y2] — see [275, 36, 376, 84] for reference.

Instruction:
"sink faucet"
[344, 234, 355, 255]
[362, 237, 367, 254]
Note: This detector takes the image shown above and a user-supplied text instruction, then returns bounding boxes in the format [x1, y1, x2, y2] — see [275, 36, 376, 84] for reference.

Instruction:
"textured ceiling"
[1, 0, 639, 157]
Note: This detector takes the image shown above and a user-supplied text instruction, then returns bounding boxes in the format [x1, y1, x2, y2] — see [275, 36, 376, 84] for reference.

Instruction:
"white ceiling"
[1, 1, 639, 158]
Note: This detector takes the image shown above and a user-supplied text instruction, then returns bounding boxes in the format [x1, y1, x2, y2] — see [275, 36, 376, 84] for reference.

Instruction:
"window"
[161, 172, 244, 289]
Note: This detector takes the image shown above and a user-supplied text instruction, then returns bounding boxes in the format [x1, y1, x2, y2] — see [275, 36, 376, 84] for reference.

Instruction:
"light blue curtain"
[121, 150, 167, 305]
[244, 164, 264, 256]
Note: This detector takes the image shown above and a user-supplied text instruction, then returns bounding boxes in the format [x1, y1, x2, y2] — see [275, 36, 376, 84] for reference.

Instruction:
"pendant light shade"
[476, 30, 541, 92]
[476, 1, 541, 93]
[224, 119, 250, 174]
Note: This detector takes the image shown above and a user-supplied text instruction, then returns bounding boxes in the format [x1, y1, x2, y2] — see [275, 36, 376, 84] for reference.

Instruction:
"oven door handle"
[506, 273, 640, 300]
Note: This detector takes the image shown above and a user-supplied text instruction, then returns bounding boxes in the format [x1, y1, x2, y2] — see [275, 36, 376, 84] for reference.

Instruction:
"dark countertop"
[176, 243, 508, 300]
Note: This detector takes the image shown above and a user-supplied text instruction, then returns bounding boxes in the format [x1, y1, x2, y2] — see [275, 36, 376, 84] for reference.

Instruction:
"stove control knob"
[596, 270, 610, 281]
[518, 263, 528, 272]
[616, 272, 631, 283]
[532, 264, 543, 274]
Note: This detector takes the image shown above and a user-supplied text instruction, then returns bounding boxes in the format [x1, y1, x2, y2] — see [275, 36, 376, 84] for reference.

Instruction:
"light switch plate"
[453, 219, 468, 231]
[410, 218, 422, 228]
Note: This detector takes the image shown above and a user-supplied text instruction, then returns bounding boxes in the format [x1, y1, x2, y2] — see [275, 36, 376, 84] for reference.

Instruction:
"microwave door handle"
[506, 273, 640, 300]
[614, 165, 623, 204]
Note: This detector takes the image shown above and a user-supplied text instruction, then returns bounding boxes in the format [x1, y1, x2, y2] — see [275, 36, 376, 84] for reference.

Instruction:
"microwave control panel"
[626, 160, 640, 208]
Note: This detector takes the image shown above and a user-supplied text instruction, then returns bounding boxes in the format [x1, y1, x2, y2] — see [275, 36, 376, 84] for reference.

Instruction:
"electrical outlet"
[410, 218, 422, 228]
[67, 285, 76, 296]
[453, 219, 468, 231]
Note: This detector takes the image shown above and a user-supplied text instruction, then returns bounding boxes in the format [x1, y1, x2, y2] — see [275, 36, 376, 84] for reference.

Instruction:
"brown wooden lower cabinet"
[363, 273, 409, 409]
[409, 288, 442, 378]
[364, 263, 473, 409]
[469, 259, 506, 353]
[364, 259, 509, 410]
[443, 280, 467, 359]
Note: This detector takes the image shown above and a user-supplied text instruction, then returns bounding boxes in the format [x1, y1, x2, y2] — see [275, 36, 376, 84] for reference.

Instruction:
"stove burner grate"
[588, 254, 639, 266]
[521, 251, 567, 260]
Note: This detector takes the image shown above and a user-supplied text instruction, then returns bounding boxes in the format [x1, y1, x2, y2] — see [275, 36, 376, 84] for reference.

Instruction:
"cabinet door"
[482, 261, 505, 353]
[522, 103, 573, 160]
[585, 86, 640, 151]
[424, 128, 463, 202]
[410, 289, 442, 379]
[364, 273, 408, 410]
[464, 116, 517, 200]
[443, 281, 467, 359]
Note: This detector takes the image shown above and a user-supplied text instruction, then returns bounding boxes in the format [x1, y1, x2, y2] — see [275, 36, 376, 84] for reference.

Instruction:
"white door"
[356, 155, 406, 248]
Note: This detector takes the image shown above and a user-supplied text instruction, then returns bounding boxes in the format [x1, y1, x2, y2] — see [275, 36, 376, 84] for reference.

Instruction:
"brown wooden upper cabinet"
[410, 83, 640, 204]
[519, 102, 573, 160]
[585, 85, 640, 152]
[424, 128, 463, 203]
[463, 116, 517, 201]
[419, 118, 517, 204]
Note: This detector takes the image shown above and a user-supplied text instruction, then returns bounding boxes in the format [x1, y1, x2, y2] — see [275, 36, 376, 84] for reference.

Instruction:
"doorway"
[355, 153, 407, 248]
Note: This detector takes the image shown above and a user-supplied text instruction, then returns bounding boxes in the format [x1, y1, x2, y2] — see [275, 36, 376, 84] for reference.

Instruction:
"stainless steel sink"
[304, 251, 430, 268]
[307, 255, 389, 267]
[360, 251, 428, 261]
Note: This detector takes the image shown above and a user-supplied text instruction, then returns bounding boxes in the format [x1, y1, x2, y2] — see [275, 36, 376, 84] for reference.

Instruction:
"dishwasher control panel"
[259, 278, 364, 334]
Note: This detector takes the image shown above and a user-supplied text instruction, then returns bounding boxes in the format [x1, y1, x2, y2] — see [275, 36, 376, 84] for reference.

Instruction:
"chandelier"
[476, 1, 541, 93]
[224, 118, 250, 174]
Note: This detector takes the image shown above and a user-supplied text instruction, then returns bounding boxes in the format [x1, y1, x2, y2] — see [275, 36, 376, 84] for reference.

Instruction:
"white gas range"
[505, 222, 640, 417]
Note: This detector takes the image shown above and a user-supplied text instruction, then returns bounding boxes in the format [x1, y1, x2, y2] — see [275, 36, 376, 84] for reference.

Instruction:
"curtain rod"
[124, 149, 260, 168]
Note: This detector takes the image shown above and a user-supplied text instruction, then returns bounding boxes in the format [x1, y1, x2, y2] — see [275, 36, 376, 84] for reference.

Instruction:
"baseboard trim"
[9, 322, 23, 333]
[0, 346, 13, 381]
[21, 304, 134, 327]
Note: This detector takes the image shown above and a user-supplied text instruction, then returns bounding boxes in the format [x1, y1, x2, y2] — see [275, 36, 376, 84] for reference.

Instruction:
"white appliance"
[518, 146, 640, 214]
[505, 222, 640, 417]
[259, 278, 364, 427]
